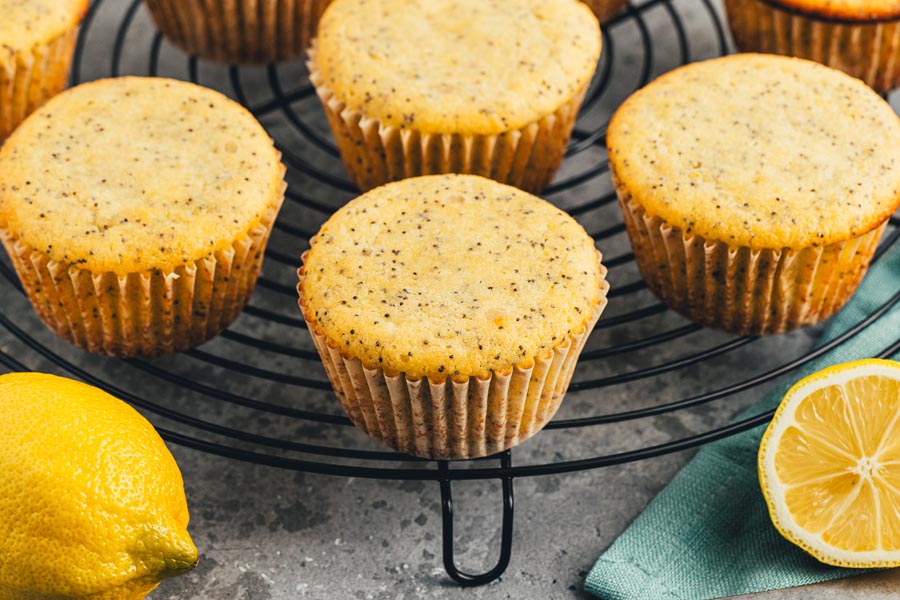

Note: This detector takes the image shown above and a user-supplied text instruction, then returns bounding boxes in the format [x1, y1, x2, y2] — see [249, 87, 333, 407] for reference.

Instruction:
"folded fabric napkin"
[585, 245, 900, 600]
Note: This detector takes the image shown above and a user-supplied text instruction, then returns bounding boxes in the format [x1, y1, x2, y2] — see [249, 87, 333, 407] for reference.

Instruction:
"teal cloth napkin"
[585, 245, 900, 600]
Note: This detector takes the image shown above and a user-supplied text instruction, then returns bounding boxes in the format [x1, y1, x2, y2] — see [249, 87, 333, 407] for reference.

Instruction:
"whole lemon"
[0, 372, 198, 599]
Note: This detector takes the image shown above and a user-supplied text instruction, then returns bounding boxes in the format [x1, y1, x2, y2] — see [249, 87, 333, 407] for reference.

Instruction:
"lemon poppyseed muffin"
[0, 77, 286, 356]
[608, 54, 900, 335]
[299, 174, 608, 459]
[309, 0, 601, 194]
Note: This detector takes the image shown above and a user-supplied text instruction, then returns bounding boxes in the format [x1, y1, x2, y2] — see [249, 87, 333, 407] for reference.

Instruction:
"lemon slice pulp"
[759, 358, 900, 567]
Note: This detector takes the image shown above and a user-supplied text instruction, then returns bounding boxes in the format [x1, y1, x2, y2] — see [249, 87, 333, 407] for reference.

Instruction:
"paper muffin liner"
[0, 187, 285, 357]
[583, 0, 630, 23]
[298, 253, 609, 460]
[614, 171, 886, 335]
[0, 26, 80, 142]
[307, 45, 587, 195]
[142, 0, 332, 64]
[724, 0, 900, 94]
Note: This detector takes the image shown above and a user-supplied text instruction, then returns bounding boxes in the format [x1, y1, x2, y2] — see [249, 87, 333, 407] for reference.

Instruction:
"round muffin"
[142, 0, 332, 64]
[0, 77, 286, 357]
[607, 54, 900, 335]
[0, 0, 88, 141]
[582, 0, 629, 22]
[298, 174, 608, 459]
[724, 0, 900, 93]
[309, 0, 602, 194]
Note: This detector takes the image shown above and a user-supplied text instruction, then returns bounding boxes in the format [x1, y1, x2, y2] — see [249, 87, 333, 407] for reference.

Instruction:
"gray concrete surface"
[2, 0, 899, 598]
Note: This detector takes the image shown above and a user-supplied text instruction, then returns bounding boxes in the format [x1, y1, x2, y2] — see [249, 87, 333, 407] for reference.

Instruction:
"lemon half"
[759, 358, 900, 567]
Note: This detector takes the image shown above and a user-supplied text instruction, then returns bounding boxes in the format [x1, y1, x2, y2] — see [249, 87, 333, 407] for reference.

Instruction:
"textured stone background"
[2, 0, 899, 598]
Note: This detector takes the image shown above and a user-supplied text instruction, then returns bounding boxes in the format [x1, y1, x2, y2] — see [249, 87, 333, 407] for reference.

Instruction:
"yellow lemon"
[759, 358, 900, 567]
[0, 372, 198, 599]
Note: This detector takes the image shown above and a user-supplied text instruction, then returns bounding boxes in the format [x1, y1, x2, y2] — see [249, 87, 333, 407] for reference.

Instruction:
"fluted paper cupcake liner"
[0, 190, 284, 357]
[615, 171, 886, 335]
[298, 253, 608, 459]
[0, 26, 79, 141]
[143, 0, 332, 64]
[583, 0, 630, 23]
[725, 0, 900, 93]
[307, 46, 587, 194]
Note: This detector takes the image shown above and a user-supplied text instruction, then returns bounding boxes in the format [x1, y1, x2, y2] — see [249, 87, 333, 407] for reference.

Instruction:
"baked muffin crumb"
[608, 54, 900, 334]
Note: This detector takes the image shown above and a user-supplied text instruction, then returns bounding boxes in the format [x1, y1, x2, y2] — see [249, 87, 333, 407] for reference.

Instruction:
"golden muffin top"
[767, 0, 900, 21]
[0, 0, 88, 54]
[299, 175, 607, 381]
[313, 0, 601, 136]
[0, 77, 284, 274]
[608, 54, 900, 250]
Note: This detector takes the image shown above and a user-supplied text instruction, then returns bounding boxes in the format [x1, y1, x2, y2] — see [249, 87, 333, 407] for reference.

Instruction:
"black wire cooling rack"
[3, 0, 900, 587]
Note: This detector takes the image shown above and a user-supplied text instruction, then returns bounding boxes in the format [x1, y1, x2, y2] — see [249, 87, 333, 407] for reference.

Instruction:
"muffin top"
[299, 175, 607, 381]
[0, 0, 88, 54]
[767, 0, 900, 21]
[0, 77, 284, 274]
[608, 54, 900, 250]
[313, 0, 601, 136]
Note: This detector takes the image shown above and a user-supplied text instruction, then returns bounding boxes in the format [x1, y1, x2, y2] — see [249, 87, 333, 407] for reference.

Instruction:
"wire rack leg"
[438, 451, 514, 587]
